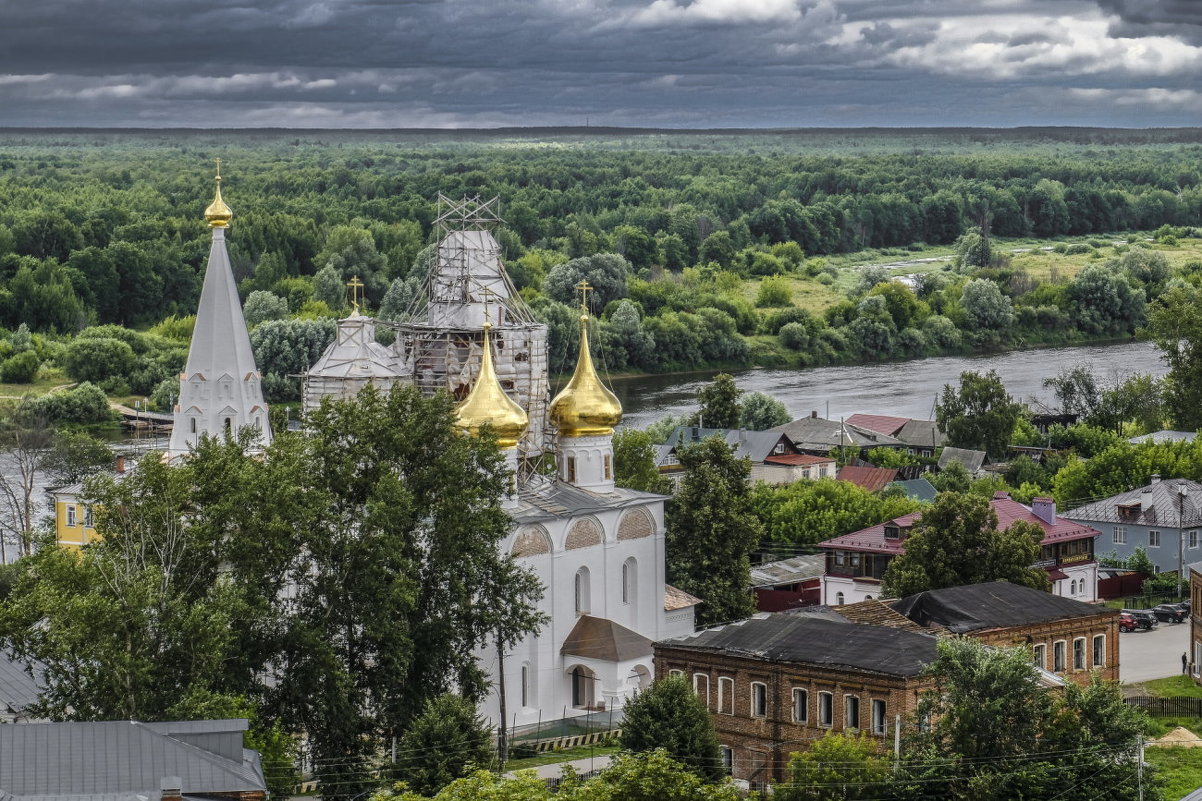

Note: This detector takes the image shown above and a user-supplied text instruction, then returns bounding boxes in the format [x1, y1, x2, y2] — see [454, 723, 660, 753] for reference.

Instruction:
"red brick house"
[818, 493, 1101, 606]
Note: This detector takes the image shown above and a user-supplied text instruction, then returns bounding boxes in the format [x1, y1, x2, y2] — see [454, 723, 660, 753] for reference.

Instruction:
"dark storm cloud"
[1094, 0, 1202, 42]
[0, 0, 1200, 127]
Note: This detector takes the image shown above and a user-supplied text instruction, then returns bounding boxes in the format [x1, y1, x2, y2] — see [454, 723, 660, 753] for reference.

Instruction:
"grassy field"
[503, 744, 619, 772]
[1146, 745, 1202, 799]
[1143, 676, 1202, 700]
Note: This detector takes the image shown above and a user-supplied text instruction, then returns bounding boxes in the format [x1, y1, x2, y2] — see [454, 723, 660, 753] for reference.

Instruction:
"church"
[174, 183, 695, 731]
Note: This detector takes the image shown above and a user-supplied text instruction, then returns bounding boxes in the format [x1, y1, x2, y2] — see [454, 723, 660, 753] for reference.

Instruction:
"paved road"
[1120, 621, 1190, 684]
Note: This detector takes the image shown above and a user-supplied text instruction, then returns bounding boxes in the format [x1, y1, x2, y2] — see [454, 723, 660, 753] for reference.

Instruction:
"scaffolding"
[389, 195, 551, 459]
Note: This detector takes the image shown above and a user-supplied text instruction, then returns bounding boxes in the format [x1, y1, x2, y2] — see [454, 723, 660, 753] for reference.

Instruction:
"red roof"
[846, 414, 910, 437]
[819, 495, 1101, 556]
[764, 453, 835, 466]
[837, 465, 899, 493]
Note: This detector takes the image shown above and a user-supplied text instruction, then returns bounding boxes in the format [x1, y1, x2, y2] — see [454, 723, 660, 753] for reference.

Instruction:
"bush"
[779, 322, 810, 351]
[243, 291, 289, 326]
[62, 337, 137, 384]
[1065, 243, 1092, 255]
[27, 382, 113, 424]
[0, 351, 40, 384]
[756, 275, 792, 307]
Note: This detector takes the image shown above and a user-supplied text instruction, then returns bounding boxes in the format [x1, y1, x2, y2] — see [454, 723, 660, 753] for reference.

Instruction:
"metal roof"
[0, 651, 44, 718]
[0, 720, 265, 800]
[937, 447, 987, 474]
[770, 416, 904, 452]
[892, 581, 1116, 633]
[1065, 477, 1202, 528]
[663, 427, 792, 464]
[749, 555, 825, 588]
[510, 477, 662, 524]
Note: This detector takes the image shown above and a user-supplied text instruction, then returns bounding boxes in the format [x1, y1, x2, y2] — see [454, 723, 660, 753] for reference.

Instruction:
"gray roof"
[0, 719, 265, 801]
[770, 417, 903, 452]
[1065, 478, 1202, 528]
[664, 427, 790, 464]
[0, 651, 44, 718]
[892, 581, 1114, 633]
[889, 478, 938, 503]
[937, 447, 987, 474]
[749, 554, 825, 588]
[1128, 430, 1198, 445]
[511, 476, 663, 524]
[306, 313, 401, 380]
[895, 419, 946, 449]
[658, 614, 937, 678]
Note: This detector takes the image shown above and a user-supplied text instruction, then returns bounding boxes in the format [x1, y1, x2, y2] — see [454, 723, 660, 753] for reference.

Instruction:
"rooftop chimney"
[811, 410, 818, 419]
[1151, 473, 1161, 484]
[1032, 497, 1056, 525]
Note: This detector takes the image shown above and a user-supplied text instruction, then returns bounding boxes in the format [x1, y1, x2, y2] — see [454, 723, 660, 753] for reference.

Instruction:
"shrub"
[756, 275, 792, 307]
[779, 322, 809, 350]
[62, 337, 137, 384]
[0, 351, 40, 384]
[27, 382, 113, 424]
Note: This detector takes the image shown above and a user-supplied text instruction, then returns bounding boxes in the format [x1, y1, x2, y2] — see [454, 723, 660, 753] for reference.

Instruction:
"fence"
[1125, 696, 1202, 718]
[1114, 592, 1184, 610]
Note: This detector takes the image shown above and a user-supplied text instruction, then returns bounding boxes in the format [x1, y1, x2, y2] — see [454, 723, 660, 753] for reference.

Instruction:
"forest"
[0, 127, 1199, 415]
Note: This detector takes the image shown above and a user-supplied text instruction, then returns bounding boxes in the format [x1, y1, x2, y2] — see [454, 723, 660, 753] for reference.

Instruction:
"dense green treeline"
[0, 129, 1200, 403]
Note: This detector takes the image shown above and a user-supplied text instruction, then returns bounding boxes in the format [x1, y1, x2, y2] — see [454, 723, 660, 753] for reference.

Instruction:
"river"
[609, 340, 1167, 430]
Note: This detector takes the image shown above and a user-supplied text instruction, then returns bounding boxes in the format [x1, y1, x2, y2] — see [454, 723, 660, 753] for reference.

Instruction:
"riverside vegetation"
[0, 128, 1198, 423]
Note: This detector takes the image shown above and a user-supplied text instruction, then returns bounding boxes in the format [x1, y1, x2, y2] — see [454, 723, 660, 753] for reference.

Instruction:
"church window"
[521, 664, 530, 707]
[835, 592, 845, 606]
[190, 418, 197, 434]
[567, 456, 577, 484]
[622, 558, 637, 605]
[575, 567, 591, 614]
[604, 454, 612, 481]
[224, 418, 233, 437]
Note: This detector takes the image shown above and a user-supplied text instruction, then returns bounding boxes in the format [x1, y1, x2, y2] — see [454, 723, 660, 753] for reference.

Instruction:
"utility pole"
[1180, 483, 1190, 600]
[1137, 734, 1144, 801]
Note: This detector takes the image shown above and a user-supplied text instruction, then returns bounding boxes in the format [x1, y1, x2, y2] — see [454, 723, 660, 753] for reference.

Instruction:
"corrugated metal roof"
[845, 414, 909, 437]
[0, 651, 43, 717]
[837, 465, 898, 492]
[749, 555, 825, 587]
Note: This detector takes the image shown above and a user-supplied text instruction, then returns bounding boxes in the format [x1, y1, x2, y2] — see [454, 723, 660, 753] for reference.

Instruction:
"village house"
[750, 554, 825, 611]
[654, 614, 937, 789]
[890, 581, 1119, 685]
[770, 413, 907, 456]
[0, 650, 43, 723]
[655, 426, 834, 487]
[1065, 476, 1202, 576]
[49, 457, 128, 548]
[836, 465, 898, 493]
[0, 719, 268, 800]
[1191, 563, 1202, 681]
[818, 493, 1102, 605]
[937, 446, 989, 477]
[845, 414, 946, 458]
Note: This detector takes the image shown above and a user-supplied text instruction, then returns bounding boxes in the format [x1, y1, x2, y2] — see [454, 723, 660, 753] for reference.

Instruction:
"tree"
[613, 429, 671, 493]
[544, 253, 631, 310]
[242, 290, 288, 326]
[666, 436, 762, 626]
[0, 401, 52, 559]
[249, 318, 336, 402]
[695, 373, 741, 429]
[43, 429, 112, 485]
[570, 750, 742, 801]
[395, 694, 493, 796]
[1146, 284, 1202, 430]
[750, 478, 918, 549]
[316, 225, 389, 302]
[312, 265, 347, 310]
[0, 351, 39, 384]
[1042, 363, 1101, 418]
[777, 732, 891, 801]
[61, 336, 137, 385]
[952, 230, 992, 269]
[738, 392, 790, 431]
[755, 275, 792, 307]
[1066, 264, 1145, 336]
[936, 370, 1024, 458]
[880, 492, 1049, 597]
[620, 676, 723, 781]
[929, 460, 970, 493]
[960, 278, 1013, 331]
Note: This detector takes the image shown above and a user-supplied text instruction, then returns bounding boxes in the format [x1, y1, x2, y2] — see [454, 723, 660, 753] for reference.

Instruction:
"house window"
[1054, 641, 1066, 672]
[621, 558, 636, 605]
[1073, 638, 1086, 670]
[774, 443, 785, 454]
[1149, 529, 1161, 548]
[792, 688, 808, 723]
[83, 506, 93, 528]
[694, 673, 710, 707]
[845, 696, 860, 730]
[66, 505, 77, 527]
[1092, 635, 1105, 668]
[1033, 644, 1046, 669]
[574, 567, 590, 615]
[718, 677, 734, 715]
[1069, 580, 1077, 595]
[603, 454, 612, 480]
[751, 682, 767, 718]
[720, 745, 733, 775]
[669, 669, 684, 678]
[835, 592, 845, 606]
[872, 699, 887, 736]
[1113, 526, 1126, 544]
[818, 692, 833, 726]
[1191, 530, 1199, 549]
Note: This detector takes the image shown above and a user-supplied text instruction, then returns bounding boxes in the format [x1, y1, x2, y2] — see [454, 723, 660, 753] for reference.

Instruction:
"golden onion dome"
[204, 162, 233, 228]
[454, 321, 528, 449]
[549, 311, 622, 437]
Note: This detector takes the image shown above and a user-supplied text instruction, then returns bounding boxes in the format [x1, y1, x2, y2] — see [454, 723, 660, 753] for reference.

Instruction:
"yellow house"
[52, 484, 99, 548]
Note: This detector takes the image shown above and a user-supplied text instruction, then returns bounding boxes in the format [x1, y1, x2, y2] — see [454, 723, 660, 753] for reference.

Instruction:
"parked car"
[1120, 609, 1159, 631]
[1152, 604, 1188, 623]
[1119, 612, 1138, 632]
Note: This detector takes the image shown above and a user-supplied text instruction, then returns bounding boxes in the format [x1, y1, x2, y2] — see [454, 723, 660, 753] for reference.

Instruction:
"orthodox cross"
[576, 279, 593, 316]
[347, 275, 365, 312]
[215, 158, 222, 182]
[480, 287, 499, 328]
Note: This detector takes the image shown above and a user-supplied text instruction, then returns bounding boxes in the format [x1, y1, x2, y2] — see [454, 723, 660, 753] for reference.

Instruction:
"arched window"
[1069, 580, 1077, 595]
[836, 592, 845, 606]
[575, 567, 591, 615]
[572, 665, 595, 708]
[622, 557, 637, 605]
[224, 417, 233, 437]
[521, 663, 530, 708]
[190, 418, 197, 434]
[864, 595, 874, 601]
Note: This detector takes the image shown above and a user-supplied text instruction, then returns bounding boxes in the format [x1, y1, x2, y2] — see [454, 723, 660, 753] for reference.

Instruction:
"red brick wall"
[967, 611, 1120, 685]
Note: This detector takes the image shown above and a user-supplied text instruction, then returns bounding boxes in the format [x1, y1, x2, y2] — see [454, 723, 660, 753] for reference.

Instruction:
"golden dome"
[204, 162, 232, 228]
[454, 321, 528, 449]
[549, 310, 622, 438]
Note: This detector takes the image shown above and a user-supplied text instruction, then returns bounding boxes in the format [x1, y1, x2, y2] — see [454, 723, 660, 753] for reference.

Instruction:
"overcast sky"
[1, 0, 1200, 128]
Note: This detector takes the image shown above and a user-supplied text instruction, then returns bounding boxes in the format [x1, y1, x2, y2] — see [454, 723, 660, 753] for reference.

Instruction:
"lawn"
[1142, 676, 1202, 700]
[504, 744, 619, 772]
[1146, 745, 1202, 800]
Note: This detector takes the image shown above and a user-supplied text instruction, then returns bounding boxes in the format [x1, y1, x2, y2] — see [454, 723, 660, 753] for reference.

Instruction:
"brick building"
[1190, 563, 1202, 680]
[891, 581, 1119, 685]
[654, 614, 936, 789]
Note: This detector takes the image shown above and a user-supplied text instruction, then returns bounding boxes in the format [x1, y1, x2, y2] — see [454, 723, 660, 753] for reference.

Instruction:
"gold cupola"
[549, 284, 622, 438]
[203, 159, 233, 228]
[454, 319, 528, 449]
